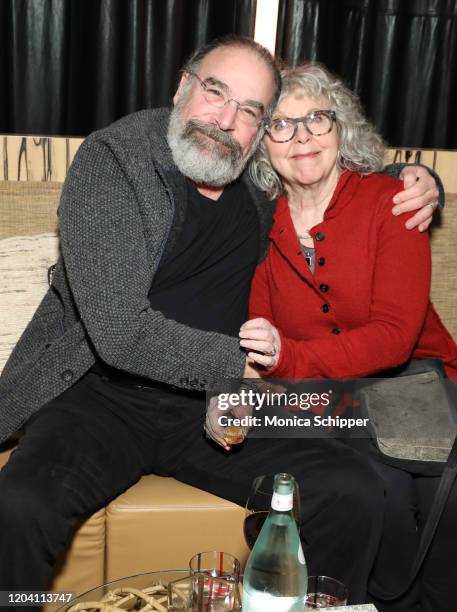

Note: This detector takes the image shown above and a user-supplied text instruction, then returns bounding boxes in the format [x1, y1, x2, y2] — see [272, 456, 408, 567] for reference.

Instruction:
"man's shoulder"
[100, 108, 169, 140]
[81, 108, 172, 166]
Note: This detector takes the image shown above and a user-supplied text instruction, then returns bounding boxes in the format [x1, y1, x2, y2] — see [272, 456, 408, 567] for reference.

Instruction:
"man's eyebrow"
[204, 76, 265, 112]
[204, 76, 231, 93]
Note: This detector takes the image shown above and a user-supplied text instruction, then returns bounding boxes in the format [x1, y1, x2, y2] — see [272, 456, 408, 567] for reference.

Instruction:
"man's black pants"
[1, 372, 385, 605]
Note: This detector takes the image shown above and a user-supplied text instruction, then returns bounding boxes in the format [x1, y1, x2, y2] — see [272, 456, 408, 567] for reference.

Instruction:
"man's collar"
[146, 107, 179, 172]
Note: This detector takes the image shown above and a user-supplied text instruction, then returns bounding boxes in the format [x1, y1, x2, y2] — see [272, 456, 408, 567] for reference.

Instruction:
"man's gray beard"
[167, 105, 255, 187]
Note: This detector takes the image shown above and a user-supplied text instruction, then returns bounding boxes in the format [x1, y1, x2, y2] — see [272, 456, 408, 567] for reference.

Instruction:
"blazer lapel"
[147, 109, 189, 264]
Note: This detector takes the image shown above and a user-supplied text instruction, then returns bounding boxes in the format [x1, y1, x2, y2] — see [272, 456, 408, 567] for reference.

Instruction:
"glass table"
[58, 570, 378, 611]
[58, 571, 188, 611]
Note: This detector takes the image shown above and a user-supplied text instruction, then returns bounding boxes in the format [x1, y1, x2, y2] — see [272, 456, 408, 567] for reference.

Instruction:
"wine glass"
[244, 474, 301, 549]
[304, 575, 348, 609]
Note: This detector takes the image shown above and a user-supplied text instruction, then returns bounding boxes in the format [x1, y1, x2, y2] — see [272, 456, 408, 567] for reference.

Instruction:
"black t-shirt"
[148, 179, 259, 337]
[91, 178, 260, 380]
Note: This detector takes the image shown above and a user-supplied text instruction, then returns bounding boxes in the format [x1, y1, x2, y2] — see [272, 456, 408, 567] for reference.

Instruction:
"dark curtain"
[0, 0, 256, 136]
[276, 0, 457, 149]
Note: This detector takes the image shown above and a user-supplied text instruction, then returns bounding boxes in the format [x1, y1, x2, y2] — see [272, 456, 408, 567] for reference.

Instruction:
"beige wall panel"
[2, 136, 26, 180]
[1, 136, 83, 182]
[2, 136, 457, 192]
[385, 148, 457, 194]
[433, 151, 457, 194]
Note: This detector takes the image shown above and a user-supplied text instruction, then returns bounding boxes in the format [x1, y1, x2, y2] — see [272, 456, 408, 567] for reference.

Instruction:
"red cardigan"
[249, 171, 457, 379]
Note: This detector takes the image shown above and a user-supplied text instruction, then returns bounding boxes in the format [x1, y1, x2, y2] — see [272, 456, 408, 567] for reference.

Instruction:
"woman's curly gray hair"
[249, 62, 385, 199]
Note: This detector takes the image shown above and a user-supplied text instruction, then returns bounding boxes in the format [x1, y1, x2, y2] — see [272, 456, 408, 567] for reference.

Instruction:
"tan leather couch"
[0, 136, 456, 598]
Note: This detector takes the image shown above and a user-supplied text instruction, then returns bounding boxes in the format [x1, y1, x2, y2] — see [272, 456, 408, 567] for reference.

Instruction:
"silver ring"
[427, 202, 437, 211]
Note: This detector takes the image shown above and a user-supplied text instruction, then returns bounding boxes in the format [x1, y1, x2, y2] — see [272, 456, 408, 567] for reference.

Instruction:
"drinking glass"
[168, 573, 241, 611]
[244, 474, 301, 549]
[191, 572, 241, 611]
[223, 425, 247, 446]
[304, 575, 348, 609]
[189, 550, 241, 583]
[187, 552, 241, 611]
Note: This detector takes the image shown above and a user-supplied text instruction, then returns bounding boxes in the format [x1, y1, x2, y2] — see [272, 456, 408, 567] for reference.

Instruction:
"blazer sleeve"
[58, 135, 245, 390]
[383, 162, 445, 209]
[264, 196, 432, 379]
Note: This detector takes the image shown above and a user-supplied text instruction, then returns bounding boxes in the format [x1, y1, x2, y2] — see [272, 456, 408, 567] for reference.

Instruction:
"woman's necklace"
[296, 230, 313, 241]
[295, 230, 315, 270]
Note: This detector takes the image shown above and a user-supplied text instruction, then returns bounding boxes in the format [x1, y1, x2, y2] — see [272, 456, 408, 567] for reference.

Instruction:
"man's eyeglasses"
[186, 70, 265, 128]
[265, 110, 336, 143]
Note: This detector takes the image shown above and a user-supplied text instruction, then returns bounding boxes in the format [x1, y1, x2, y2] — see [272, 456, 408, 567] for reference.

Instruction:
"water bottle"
[242, 473, 307, 611]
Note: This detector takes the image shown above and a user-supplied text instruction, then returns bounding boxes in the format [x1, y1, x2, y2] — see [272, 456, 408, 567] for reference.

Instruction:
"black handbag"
[358, 359, 457, 600]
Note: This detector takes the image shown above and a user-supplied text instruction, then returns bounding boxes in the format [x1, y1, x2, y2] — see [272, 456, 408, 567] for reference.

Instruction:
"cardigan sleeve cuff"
[383, 162, 445, 209]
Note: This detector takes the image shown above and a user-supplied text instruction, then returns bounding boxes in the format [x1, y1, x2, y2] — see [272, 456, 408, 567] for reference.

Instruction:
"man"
[0, 35, 440, 601]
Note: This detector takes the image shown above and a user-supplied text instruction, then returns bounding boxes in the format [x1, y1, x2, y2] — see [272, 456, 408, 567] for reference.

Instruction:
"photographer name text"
[218, 414, 369, 429]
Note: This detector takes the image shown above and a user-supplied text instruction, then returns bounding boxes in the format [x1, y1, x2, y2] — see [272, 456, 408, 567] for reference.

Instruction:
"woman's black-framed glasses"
[185, 70, 265, 127]
[265, 110, 336, 143]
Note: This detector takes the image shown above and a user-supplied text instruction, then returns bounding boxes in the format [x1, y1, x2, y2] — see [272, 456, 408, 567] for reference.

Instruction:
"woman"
[241, 63, 457, 612]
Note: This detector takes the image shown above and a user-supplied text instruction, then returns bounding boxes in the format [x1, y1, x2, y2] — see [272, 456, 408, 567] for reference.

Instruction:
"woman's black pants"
[366, 459, 457, 612]
[342, 437, 457, 612]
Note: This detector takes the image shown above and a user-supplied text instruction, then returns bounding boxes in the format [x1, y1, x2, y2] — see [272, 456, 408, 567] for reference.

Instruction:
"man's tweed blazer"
[0, 108, 275, 444]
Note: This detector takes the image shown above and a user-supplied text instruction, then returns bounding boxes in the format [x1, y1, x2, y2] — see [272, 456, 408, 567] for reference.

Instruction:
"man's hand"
[205, 395, 231, 451]
[239, 318, 281, 369]
[393, 166, 439, 232]
[205, 391, 254, 451]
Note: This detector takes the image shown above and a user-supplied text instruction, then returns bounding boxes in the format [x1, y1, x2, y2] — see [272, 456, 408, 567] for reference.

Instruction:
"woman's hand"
[393, 166, 439, 231]
[239, 318, 281, 369]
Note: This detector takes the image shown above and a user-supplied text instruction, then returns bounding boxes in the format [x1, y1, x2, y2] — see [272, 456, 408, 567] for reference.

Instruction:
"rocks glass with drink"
[305, 575, 348, 609]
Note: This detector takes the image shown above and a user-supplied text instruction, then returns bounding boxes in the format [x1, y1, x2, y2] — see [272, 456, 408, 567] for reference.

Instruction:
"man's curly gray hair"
[249, 62, 385, 199]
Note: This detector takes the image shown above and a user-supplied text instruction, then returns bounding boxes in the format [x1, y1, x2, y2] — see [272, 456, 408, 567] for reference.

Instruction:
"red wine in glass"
[243, 510, 269, 549]
[244, 474, 301, 549]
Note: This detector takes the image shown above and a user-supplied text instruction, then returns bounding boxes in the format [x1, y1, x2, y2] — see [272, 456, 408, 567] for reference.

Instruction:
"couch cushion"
[0, 233, 59, 371]
[105, 474, 249, 581]
[430, 195, 457, 339]
[0, 182, 61, 238]
[0, 180, 62, 372]
[48, 509, 105, 603]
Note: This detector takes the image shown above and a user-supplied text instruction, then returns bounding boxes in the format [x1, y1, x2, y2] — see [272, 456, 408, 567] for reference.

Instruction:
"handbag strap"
[369, 437, 457, 601]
